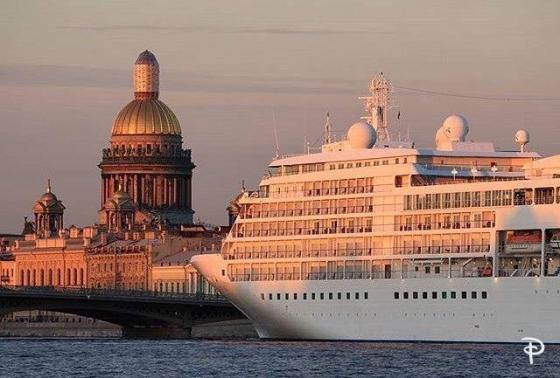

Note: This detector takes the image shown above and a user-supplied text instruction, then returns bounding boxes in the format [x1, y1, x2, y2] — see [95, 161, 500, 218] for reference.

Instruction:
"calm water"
[0, 339, 557, 377]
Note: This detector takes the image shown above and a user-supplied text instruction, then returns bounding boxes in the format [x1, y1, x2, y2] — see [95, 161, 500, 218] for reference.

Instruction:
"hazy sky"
[1, 0, 560, 233]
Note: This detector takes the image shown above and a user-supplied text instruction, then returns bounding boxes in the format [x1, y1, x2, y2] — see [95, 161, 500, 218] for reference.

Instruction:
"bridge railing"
[0, 286, 228, 303]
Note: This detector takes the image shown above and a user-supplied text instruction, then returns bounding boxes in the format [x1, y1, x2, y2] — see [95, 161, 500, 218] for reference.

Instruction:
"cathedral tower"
[99, 50, 195, 227]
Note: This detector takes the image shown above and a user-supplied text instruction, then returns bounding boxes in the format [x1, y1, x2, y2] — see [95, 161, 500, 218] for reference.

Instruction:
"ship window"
[346, 292, 351, 300]
[269, 293, 272, 300]
[413, 292, 418, 299]
[442, 292, 447, 299]
[432, 292, 437, 299]
[294, 293, 298, 300]
[364, 292, 368, 300]
[482, 291, 487, 299]
[422, 292, 428, 299]
[471, 291, 477, 299]
[435, 266, 440, 274]
[221, 269, 225, 276]
[261, 294, 264, 300]
[461, 291, 467, 299]
[312, 293, 316, 300]
[320, 293, 324, 300]
[356, 162, 362, 167]
[329, 293, 333, 300]
[365, 161, 371, 167]
[338, 292, 342, 300]
[303, 293, 307, 300]
[285, 293, 289, 300]
[403, 292, 409, 299]
[329, 164, 335, 170]
[394, 292, 399, 299]
[277, 293, 281, 300]
[451, 291, 456, 299]
[355, 292, 360, 300]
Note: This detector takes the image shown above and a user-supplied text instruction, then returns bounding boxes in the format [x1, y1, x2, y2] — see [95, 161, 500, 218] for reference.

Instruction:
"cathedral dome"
[111, 98, 181, 136]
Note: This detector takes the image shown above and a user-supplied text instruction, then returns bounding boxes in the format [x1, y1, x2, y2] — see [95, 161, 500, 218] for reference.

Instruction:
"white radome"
[435, 127, 447, 149]
[515, 129, 530, 145]
[443, 114, 469, 142]
[347, 122, 377, 149]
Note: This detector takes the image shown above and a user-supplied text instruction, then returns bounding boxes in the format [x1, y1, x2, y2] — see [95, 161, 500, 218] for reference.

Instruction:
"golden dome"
[111, 99, 181, 136]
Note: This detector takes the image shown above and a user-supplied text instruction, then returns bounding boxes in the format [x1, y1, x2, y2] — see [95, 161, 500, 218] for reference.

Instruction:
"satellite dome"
[515, 129, 530, 145]
[435, 127, 447, 149]
[442, 114, 469, 142]
[515, 129, 530, 152]
[347, 122, 376, 149]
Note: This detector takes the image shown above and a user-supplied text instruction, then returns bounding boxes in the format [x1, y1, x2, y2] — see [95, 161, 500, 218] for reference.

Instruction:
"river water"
[0, 339, 557, 377]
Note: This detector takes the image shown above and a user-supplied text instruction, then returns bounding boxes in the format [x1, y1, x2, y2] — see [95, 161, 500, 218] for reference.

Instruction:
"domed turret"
[442, 114, 469, 142]
[33, 180, 65, 238]
[347, 122, 377, 149]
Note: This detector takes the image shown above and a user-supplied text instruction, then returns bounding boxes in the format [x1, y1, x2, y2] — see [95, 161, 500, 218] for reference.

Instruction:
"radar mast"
[359, 73, 392, 143]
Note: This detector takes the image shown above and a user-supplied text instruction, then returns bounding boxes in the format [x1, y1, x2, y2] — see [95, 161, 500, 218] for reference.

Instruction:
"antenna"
[272, 110, 280, 159]
[359, 72, 392, 143]
[324, 112, 333, 144]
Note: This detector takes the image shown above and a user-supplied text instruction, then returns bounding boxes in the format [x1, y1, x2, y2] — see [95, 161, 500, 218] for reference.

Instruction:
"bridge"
[0, 287, 245, 338]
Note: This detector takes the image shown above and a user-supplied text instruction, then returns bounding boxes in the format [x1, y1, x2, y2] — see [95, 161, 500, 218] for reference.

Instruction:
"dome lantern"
[134, 50, 159, 100]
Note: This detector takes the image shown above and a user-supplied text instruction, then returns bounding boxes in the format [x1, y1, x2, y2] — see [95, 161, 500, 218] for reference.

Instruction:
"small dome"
[347, 122, 377, 149]
[111, 99, 181, 136]
[515, 129, 530, 145]
[443, 114, 469, 142]
[136, 50, 158, 65]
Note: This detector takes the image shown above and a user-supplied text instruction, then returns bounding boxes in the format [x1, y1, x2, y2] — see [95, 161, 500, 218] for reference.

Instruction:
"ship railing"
[227, 268, 496, 282]
[224, 244, 492, 260]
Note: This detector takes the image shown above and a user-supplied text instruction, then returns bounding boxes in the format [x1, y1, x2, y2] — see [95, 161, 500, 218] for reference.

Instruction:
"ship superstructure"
[192, 77, 560, 342]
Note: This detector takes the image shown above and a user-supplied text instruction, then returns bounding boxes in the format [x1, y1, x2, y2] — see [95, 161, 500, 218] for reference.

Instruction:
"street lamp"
[470, 167, 478, 180]
[491, 165, 498, 180]
[451, 168, 458, 181]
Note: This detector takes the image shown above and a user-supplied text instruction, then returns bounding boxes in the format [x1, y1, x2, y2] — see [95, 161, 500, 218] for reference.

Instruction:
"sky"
[1, 0, 560, 233]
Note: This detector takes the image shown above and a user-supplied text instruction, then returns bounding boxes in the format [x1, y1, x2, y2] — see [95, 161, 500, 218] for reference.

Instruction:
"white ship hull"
[192, 254, 560, 343]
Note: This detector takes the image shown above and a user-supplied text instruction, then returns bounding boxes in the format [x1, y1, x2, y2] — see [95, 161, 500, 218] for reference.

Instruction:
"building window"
[364, 292, 368, 300]
[346, 292, 350, 300]
[442, 292, 447, 299]
[320, 293, 324, 300]
[311, 293, 316, 300]
[425, 266, 431, 274]
[261, 294, 264, 300]
[303, 293, 307, 300]
[329, 293, 333, 300]
[285, 293, 289, 300]
[422, 292, 428, 299]
[277, 293, 281, 300]
[337, 292, 342, 300]
[355, 292, 360, 300]
[435, 266, 440, 274]
[269, 293, 272, 300]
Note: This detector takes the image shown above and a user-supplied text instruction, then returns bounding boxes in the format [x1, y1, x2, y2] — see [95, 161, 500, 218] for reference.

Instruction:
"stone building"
[98, 50, 195, 227]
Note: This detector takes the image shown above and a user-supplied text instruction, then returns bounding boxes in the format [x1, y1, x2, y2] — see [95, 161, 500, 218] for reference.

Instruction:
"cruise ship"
[192, 75, 560, 342]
